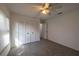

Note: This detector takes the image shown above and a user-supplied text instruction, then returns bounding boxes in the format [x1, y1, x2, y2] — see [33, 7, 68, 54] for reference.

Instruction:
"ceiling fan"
[31, 3, 53, 15]
[40, 3, 52, 15]
[32, 3, 62, 15]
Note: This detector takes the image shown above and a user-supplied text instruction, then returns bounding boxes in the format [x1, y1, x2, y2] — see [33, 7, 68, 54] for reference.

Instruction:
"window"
[0, 10, 10, 49]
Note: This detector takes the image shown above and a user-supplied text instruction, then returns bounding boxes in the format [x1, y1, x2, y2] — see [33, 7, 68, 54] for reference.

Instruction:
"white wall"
[47, 9, 79, 51]
[10, 13, 40, 48]
[0, 4, 10, 55]
[40, 23, 43, 38]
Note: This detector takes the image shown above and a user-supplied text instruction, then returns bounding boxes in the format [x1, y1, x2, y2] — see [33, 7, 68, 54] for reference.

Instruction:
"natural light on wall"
[15, 38, 22, 47]
[3, 33, 9, 45]
[14, 23, 22, 47]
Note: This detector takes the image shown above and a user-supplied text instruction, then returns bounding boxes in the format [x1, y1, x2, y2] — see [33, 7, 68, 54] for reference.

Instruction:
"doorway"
[40, 20, 48, 40]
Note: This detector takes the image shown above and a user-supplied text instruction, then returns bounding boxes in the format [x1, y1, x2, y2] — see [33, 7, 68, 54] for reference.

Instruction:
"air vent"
[57, 12, 63, 15]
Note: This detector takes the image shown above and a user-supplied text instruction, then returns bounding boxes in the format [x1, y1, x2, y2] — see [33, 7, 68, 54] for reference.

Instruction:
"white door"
[14, 20, 39, 45]
[30, 22, 36, 42]
[25, 21, 30, 43]
[18, 21, 26, 45]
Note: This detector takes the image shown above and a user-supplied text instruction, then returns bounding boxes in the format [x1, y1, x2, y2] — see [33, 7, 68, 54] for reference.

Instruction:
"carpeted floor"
[8, 39, 79, 56]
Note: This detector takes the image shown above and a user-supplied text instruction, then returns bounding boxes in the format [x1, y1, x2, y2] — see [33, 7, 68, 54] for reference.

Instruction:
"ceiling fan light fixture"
[40, 3, 50, 15]
[42, 9, 49, 15]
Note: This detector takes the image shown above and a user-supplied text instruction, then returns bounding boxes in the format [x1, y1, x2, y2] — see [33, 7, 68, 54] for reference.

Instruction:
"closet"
[14, 18, 40, 46]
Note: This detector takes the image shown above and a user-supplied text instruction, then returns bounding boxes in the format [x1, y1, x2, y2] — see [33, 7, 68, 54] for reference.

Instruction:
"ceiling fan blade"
[53, 3, 63, 9]
[31, 6, 42, 10]
[31, 6, 41, 8]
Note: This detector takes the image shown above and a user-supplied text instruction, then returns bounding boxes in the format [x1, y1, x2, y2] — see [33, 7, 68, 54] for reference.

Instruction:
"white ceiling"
[6, 3, 79, 19]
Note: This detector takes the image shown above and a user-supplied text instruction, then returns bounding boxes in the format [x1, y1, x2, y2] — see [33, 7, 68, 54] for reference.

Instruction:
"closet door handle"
[27, 32, 29, 34]
[32, 32, 34, 34]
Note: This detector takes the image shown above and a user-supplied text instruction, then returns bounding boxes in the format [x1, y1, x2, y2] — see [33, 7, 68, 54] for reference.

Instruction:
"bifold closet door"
[30, 22, 36, 42]
[18, 21, 26, 45]
[15, 21, 31, 45]
[14, 20, 39, 45]
[25, 21, 30, 44]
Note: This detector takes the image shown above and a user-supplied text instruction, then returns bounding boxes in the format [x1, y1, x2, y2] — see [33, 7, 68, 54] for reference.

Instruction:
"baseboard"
[47, 39, 79, 52]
